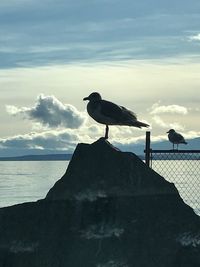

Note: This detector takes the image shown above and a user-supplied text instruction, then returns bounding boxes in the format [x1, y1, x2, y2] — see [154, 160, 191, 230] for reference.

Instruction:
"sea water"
[152, 160, 200, 215]
[0, 160, 199, 215]
[0, 161, 68, 208]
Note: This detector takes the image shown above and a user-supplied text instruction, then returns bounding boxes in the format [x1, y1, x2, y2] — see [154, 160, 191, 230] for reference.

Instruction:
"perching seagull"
[83, 92, 149, 139]
[167, 129, 187, 150]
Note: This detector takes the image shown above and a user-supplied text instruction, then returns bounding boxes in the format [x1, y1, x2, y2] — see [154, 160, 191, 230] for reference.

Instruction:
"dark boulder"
[0, 138, 200, 266]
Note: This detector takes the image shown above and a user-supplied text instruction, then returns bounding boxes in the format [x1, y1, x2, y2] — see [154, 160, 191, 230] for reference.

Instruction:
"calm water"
[152, 160, 200, 215]
[0, 160, 199, 214]
[0, 161, 68, 208]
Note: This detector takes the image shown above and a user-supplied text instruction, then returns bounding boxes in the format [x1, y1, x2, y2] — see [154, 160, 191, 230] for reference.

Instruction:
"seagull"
[167, 129, 187, 150]
[83, 92, 149, 139]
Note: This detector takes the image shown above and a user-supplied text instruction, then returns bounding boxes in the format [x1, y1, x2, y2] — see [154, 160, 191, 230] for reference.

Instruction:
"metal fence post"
[145, 131, 151, 167]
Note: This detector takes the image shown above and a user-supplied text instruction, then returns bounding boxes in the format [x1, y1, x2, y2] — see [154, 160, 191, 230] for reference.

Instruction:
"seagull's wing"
[173, 132, 185, 142]
[120, 105, 137, 121]
[100, 100, 123, 120]
[100, 100, 137, 122]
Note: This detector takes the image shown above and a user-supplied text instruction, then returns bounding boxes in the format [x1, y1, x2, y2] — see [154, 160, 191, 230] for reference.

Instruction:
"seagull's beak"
[83, 96, 89, 101]
[166, 131, 169, 133]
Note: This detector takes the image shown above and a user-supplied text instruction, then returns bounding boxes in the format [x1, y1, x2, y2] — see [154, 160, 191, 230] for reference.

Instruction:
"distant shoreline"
[0, 153, 198, 161]
[0, 154, 72, 161]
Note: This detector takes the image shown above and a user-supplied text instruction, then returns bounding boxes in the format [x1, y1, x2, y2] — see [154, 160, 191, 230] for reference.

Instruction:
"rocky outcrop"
[0, 138, 200, 267]
[46, 138, 178, 200]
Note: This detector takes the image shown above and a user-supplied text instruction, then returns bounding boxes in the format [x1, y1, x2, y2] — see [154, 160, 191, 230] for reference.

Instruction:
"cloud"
[0, 123, 150, 155]
[149, 102, 189, 131]
[150, 103, 188, 115]
[0, 0, 200, 68]
[184, 131, 200, 139]
[152, 115, 185, 131]
[0, 123, 105, 154]
[189, 33, 200, 41]
[0, 124, 199, 157]
[0, 130, 79, 152]
[152, 115, 169, 128]
[6, 94, 87, 129]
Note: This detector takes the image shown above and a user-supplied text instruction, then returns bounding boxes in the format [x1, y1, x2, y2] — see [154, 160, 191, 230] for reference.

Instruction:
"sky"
[0, 0, 200, 156]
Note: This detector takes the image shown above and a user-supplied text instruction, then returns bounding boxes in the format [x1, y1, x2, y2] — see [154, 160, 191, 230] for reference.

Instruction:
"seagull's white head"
[166, 129, 175, 134]
[83, 92, 102, 102]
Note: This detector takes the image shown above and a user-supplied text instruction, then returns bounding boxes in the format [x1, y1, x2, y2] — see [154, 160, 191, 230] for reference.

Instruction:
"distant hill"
[0, 154, 72, 161]
[150, 137, 200, 151]
[116, 137, 200, 158]
[0, 137, 199, 161]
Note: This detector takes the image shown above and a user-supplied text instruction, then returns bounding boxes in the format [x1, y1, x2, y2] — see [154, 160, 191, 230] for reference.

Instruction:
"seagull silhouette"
[83, 92, 149, 139]
[167, 129, 187, 150]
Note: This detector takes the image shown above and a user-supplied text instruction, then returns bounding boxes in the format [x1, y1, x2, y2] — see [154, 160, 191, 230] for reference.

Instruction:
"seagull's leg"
[105, 125, 109, 139]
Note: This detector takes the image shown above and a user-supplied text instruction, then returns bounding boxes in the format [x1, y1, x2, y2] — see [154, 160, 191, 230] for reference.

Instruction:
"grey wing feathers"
[98, 99, 148, 127]
[174, 133, 187, 143]
[120, 106, 137, 120]
[100, 100, 137, 121]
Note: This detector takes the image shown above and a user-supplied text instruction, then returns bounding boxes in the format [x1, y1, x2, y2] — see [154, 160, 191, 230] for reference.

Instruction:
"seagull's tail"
[133, 120, 150, 128]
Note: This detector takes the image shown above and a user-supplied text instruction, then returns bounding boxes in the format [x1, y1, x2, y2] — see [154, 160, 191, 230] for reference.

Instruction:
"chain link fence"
[150, 150, 200, 215]
[144, 132, 200, 215]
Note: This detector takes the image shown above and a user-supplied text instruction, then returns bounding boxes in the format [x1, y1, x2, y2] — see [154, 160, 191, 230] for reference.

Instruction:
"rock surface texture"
[0, 138, 200, 267]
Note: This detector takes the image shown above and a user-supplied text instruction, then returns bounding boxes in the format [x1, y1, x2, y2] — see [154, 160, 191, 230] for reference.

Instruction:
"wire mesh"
[150, 150, 200, 215]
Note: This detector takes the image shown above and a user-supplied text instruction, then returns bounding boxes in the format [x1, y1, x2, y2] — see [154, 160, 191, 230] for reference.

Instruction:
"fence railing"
[144, 132, 200, 214]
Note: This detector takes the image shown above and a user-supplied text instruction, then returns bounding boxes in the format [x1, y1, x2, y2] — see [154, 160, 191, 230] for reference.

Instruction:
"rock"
[46, 138, 178, 201]
[0, 138, 200, 267]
